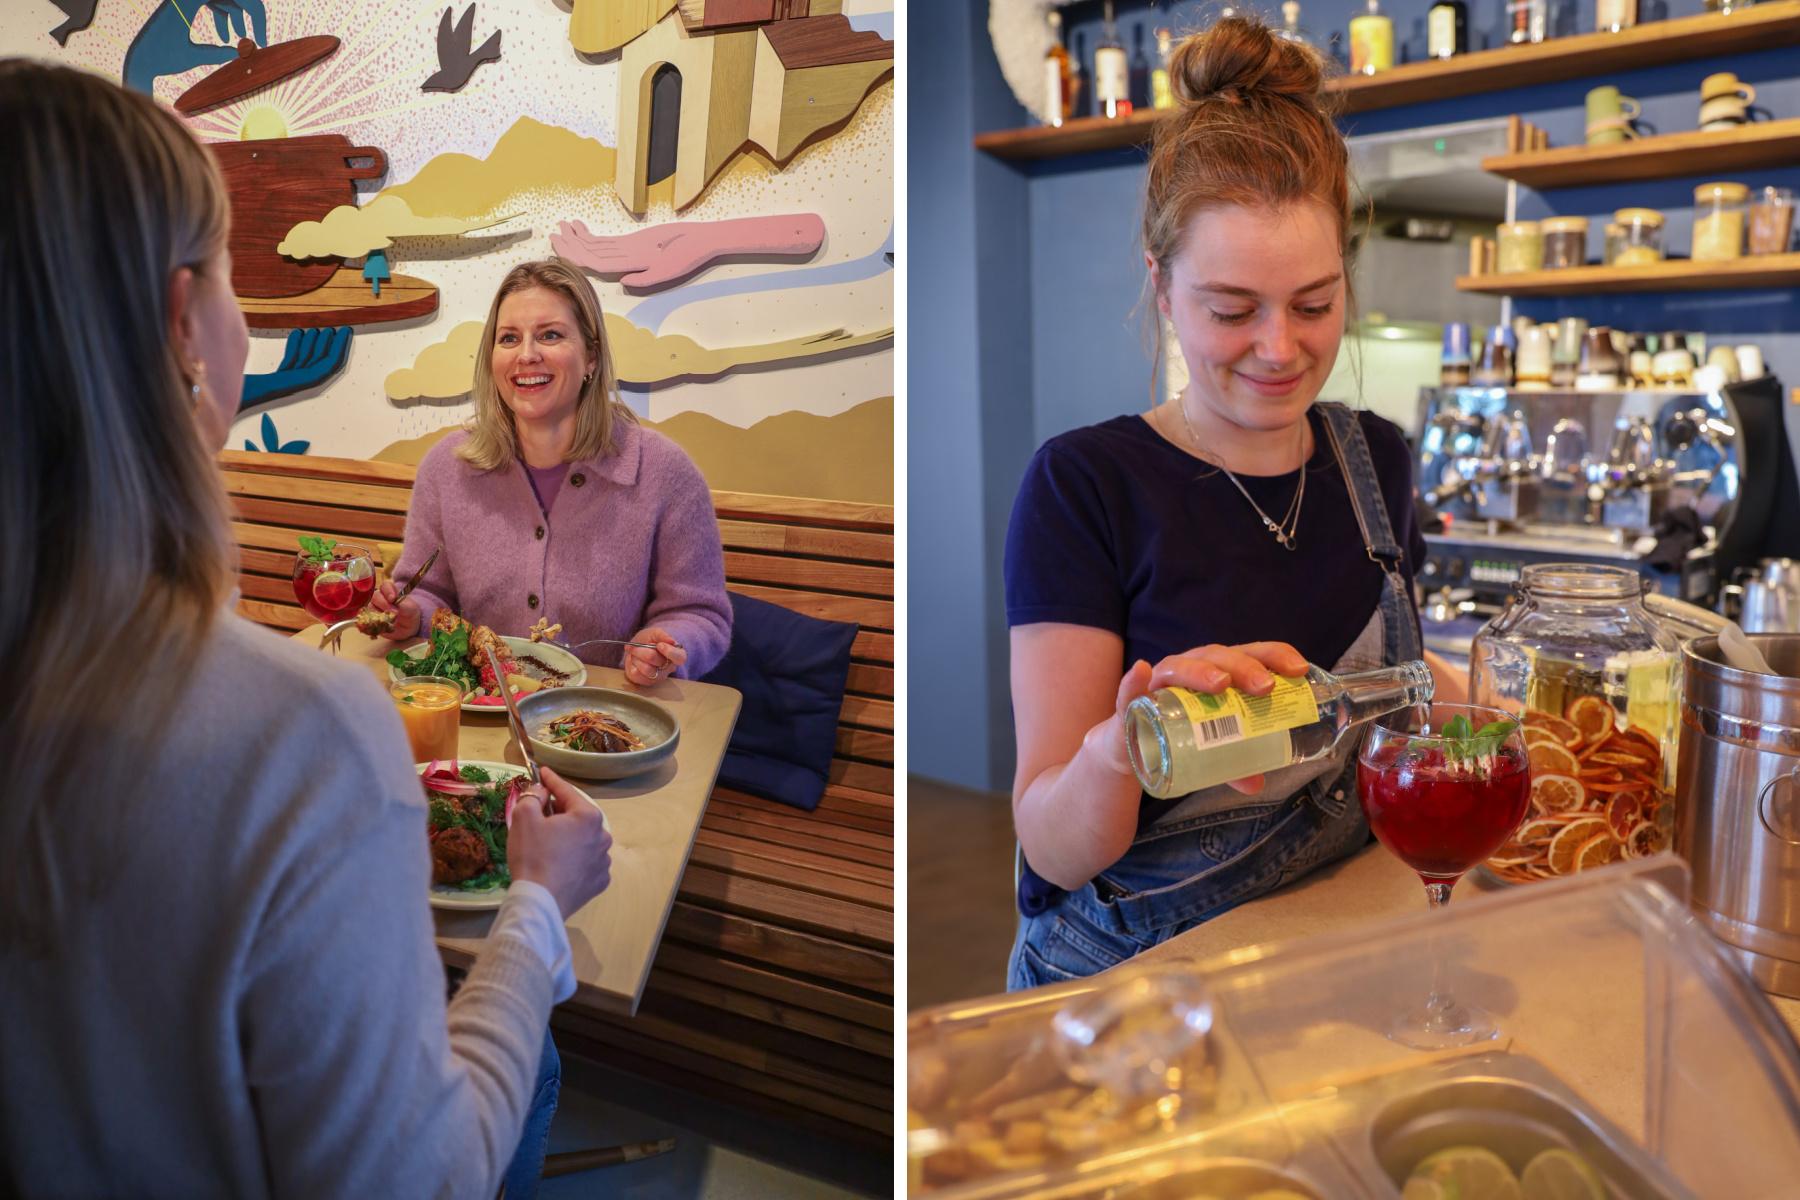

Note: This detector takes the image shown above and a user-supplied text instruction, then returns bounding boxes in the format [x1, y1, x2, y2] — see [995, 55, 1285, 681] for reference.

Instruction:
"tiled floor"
[539, 1051, 890, 1198]
[907, 776, 1019, 1012]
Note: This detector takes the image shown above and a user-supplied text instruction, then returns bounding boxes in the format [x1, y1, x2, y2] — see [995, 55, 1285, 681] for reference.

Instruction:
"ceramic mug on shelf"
[1700, 72, 1757, 131]
[1586, 85, 1642, 145]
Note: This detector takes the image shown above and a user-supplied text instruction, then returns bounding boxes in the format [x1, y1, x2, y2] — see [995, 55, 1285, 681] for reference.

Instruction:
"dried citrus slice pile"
[1487, 694, 1671, 883]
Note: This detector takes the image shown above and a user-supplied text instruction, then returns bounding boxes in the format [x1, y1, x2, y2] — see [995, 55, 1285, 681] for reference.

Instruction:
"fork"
[320, 545, 442, 655]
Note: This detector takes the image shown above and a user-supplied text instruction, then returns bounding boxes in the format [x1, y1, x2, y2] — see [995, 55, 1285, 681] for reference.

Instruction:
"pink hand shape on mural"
[551, 214, 826, 291]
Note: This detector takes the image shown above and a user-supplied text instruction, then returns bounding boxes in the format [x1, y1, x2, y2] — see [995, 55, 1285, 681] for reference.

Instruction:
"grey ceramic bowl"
[516, 686, 680, 780]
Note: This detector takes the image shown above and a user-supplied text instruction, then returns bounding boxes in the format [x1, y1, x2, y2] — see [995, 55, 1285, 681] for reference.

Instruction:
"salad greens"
[387, 623, 478, 692]
[297, 534, 338, 567]
[425, 764, 512, 891]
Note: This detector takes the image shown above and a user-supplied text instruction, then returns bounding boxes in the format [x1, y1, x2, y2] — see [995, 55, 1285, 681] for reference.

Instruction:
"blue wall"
[910, 0, 1800, 791]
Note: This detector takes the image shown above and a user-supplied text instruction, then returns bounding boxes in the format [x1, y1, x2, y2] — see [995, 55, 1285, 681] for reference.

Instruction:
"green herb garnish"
[386, 624, 478, 693]
[1422, 713, 1519, 766]
[297, 534, 338, 567]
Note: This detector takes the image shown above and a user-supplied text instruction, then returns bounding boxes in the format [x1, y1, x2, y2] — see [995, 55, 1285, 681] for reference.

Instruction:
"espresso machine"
[1412, 376, 1786, 667]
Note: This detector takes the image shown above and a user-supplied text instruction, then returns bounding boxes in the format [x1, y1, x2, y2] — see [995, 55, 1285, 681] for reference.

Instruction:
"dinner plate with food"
[419, 759, 608, 910]
[387, 609, 585, 712]
[516, 686, 680, 781]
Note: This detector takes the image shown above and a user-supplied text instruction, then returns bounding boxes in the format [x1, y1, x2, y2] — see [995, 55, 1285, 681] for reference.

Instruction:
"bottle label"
[1171, 677, 1321, 748]
[1428, 7, 1455, 55]
[1349, 19, 1393, 73]
[1095, 47, 1129, 103]
[1044, 58, 1064, 123]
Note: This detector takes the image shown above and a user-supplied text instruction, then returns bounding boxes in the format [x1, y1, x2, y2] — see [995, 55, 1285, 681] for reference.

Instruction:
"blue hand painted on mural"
[123, 0, 269, 95]
[243, 412, 311, 455]
[240, 327, 353, 413]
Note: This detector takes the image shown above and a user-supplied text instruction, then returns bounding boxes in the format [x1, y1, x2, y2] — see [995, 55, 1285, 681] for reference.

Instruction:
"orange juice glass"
[391, 675, 463, 762]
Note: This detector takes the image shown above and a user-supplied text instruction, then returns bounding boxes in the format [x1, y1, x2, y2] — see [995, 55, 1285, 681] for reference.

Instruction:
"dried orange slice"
[1576, 833, 1622, 871]
[1524, 710, 1583, 748]
[1605, 791, 1643, 839]
[1624, 821, 1666, 858]
[1529, 740, 1580, 778]
[1548, 818, 1611, 874]
[1517, 815, 1579, 842]
[1532, 773, 1586, 814]
[1524, 728, 1563, 749]
[1590, 751, 1651, 769]
[1566, 696, 1616, 743]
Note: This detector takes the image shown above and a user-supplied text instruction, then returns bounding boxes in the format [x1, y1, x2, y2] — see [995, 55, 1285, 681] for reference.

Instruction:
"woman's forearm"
[1014, 717, 1145, 891]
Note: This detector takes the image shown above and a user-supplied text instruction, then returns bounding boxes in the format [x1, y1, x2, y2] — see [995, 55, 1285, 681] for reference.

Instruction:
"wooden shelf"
[974, 1, 1800, 162]
[1483, 119, 1800, 188]
[1457, 253, 1800, 295]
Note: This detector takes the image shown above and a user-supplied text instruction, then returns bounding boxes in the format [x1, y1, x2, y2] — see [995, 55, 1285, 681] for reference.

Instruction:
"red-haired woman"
[1004, 17, 1461, 988]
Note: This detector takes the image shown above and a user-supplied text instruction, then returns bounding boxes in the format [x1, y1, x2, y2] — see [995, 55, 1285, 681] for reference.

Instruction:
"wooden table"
[296, 625, 741, 1017]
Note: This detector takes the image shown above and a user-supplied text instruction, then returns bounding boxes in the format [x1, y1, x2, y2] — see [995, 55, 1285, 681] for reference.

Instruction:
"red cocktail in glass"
[1357, 702, 1531, 1049]
[292, 541, 375, 624]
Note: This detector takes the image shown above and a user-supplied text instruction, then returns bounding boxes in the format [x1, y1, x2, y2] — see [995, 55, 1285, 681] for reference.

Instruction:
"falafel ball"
[430, 826, 491, 885]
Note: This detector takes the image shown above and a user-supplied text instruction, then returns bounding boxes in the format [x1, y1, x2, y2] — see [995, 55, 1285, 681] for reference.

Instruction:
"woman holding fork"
[371, 258, 733, 685]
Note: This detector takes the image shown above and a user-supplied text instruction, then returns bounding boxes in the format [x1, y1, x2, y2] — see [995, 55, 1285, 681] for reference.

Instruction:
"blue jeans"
[501, 1028, 561, 1200]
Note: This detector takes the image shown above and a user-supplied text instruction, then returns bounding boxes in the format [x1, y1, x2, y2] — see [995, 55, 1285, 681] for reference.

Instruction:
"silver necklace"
[1174, 396, 1306, 551]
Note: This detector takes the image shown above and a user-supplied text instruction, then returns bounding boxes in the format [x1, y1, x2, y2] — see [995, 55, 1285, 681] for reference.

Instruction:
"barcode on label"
[1195, 714, 1242, 745]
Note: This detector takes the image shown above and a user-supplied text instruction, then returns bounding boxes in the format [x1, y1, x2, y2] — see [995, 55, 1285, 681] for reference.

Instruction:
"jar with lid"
[1496, 220, 1544, 273]
[1749, 186, 1796, 256]
[1611, 207, 1664, 266]
[1541, 216, 1589, 269]
[1470, 564, 1680, 884]
[1693, 182, 1748, 261]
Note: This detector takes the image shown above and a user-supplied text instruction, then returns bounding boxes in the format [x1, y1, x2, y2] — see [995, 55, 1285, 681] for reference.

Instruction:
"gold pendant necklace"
[1174, 395, 1306, 551]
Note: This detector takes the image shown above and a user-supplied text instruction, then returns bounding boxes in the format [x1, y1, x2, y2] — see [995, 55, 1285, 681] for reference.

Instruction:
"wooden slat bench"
[218, 449, 895, 1149]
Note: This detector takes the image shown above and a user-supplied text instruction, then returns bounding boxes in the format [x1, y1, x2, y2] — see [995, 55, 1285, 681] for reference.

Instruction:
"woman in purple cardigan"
[373, 259, 733, 684]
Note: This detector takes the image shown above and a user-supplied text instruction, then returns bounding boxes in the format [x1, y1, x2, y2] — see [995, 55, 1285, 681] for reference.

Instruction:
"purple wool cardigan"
[392, 423, 732, 678]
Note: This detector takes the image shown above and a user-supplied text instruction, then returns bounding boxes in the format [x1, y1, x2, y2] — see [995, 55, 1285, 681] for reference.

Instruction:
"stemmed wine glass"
[292, 540, 376, 625]
[1357, 702, 1532, 1050]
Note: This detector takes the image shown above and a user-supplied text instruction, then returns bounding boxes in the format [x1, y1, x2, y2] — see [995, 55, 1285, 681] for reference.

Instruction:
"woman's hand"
[623, 627, 686, 686]
[1121, 641, 1311, 795]
[507, 768, 613, 920]
[368, 579, 422, 640]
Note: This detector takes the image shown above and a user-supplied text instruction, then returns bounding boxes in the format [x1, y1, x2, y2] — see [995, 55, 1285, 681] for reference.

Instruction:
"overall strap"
[1316, 402, 1423, 663]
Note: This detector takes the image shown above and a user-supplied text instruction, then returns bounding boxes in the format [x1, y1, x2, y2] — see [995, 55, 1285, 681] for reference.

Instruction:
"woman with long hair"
[0, 60, 611, 1197]
[369, 258, 733, 688]
[1004, 18, 1462, 989]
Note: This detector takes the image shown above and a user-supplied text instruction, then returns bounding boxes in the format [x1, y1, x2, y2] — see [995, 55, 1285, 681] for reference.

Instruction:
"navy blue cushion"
[700, 592, 858, 811]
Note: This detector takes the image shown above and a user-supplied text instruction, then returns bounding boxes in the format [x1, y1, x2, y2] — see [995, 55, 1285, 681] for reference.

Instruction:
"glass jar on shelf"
[1541, 216, 1589, 269]
[1496, 220, 1544, 273]
[1749, 185, 1796, 256]
[1469, 564, 1681, 886]
[1693, 181, 1748, 262]
[1611, 207, 1665, 266]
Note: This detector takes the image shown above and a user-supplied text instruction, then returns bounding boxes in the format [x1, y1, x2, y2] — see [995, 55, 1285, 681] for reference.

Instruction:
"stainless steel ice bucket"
[1675, 634, 1800, 997]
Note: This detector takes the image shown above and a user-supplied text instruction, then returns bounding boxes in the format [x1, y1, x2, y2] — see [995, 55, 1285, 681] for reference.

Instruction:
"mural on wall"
[4, 0, 894, 503]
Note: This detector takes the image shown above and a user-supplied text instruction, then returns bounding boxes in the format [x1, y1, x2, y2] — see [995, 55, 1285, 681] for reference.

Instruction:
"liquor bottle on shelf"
[1596, 0, 1637, 33]
[1127, 662, 1436, 800]
[1349, 0, 1395, 75]
[1096, 0, 1132, 119]
[1151, 27, 1174, 110]
[1507, 0, 1548, 44]
[1043, 9, 1073, 127]
[1070, 31, 1091, 119]
[1277, 0, 1314, 46]
[1427, 0, 1469, 56]
[1129, 23, 1152, 112]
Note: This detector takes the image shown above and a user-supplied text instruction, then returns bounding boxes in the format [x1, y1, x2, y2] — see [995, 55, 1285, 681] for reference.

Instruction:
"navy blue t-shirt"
[1004, 405, 1426, 912]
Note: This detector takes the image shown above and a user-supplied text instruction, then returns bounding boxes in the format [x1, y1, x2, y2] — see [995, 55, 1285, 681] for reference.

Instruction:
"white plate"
[418, 760, 607, 911]
[392, 635, 587, 713]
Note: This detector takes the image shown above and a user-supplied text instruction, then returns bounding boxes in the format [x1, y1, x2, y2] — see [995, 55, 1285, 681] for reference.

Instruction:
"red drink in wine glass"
[1356, 702, 1531, 1050]
[292, 541, 375, 624]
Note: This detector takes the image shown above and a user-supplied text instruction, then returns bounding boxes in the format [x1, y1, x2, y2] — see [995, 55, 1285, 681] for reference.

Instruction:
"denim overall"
[1007, 402, 1424, 990]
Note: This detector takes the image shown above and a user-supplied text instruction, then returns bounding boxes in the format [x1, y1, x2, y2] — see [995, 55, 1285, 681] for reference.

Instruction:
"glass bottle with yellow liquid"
[1349, 0, 1395, 75]
[1127, 661, 1434, 798]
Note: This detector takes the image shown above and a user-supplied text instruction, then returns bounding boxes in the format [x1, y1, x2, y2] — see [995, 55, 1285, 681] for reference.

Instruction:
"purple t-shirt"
[1003, 406, 1426, 914]
[523, 462, 570, 516]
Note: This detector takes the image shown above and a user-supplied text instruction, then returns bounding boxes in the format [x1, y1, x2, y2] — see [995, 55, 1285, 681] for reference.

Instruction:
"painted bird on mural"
[422, 4, 501, 93]
[47, 0, 99, 46]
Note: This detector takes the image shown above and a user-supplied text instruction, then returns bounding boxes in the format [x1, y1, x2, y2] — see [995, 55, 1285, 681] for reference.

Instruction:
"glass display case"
[908, 858, 1800, 1197]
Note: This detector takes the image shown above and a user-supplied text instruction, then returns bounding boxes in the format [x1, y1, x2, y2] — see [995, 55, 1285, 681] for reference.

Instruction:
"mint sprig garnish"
[1413, 714, 1518, 768]
[298, 534, 338, 566]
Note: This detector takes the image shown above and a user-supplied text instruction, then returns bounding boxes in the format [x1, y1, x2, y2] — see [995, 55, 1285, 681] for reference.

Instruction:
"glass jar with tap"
[1470, 564, 1681, 885]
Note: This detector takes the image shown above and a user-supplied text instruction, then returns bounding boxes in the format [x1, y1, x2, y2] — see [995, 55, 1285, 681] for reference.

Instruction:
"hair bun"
[1170, 15, 1325, 108]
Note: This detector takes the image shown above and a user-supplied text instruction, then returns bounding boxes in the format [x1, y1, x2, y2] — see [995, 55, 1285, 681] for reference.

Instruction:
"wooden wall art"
[47, 0, 98, 47]
[123, 1, 266, 94]
[175, 35, 340, 116]
[423, 5, 502, 93]
[550, 213, 826, 290]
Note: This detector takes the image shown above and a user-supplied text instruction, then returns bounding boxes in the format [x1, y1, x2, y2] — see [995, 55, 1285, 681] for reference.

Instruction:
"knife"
[484, 643, 552, 817]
